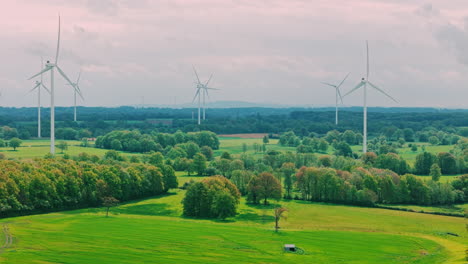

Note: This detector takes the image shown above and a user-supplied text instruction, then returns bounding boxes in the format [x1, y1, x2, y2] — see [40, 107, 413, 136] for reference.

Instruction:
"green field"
[0, 182, 466, 263]
[0, 140, 143, 160]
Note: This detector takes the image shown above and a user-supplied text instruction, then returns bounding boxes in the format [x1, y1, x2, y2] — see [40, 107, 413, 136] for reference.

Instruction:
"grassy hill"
[0, 174, 466, 263]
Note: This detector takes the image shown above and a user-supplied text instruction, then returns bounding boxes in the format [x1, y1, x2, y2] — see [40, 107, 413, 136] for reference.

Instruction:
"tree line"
[0, 156, 178, 217]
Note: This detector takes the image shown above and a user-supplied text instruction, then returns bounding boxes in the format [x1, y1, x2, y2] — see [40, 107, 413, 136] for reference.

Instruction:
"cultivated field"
[0, 176, 466, 263]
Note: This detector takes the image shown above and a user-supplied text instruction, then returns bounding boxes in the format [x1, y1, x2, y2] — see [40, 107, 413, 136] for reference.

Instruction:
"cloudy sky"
[1, 0, 468, 108]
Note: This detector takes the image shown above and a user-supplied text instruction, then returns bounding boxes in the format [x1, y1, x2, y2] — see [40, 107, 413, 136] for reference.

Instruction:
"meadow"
[0, 176, 466, 264]
[0, 136, 466, 263]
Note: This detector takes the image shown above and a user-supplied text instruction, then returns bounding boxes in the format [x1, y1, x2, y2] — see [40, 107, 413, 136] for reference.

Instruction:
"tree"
[242, 143, 248, 153]
[248, 172, 282, 205]
[182, 176, 240, 218]
[182, 182, 209, 217]
[430, 164, 442, 182]
[200, 146, 214, 160]
[220, 151, 231, 160]
[9, 138, 22, 151]
[437, 152, 458, 175]
[334, 142, 353, 157]
[428, 136, 440, 146]
[274, 207, 288, 232]
[192, 153, 207, 176]
[263, 135, 269, 144]
[110, 139, 122, 150]
[362, 152, 377, 165]
[281, 162, 295, 198]
[102, 196, 119, 217]
[57, 141, 68, 154]
[211, 191, 237, 220]
[415, 152, 437, 175]
[319, 155, 332, 167]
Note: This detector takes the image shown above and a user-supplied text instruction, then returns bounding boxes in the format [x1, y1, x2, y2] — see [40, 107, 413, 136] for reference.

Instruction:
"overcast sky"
[1, 0, 468, 108]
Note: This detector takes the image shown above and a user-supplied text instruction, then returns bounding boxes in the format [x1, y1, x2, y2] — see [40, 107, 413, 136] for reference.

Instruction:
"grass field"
[0, 172, 466, 264]
[0, 140, 143, 160]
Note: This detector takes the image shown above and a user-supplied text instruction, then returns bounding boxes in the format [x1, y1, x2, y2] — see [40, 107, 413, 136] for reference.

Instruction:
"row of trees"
[294, 166, 465, 205]
[0, 157, 178, 216]
[95, 130, 219, 153]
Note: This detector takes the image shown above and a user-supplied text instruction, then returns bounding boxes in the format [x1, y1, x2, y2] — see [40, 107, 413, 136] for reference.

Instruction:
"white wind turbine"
[28, 58, 51, 138]
[192, 67, 218, 124]
[28, 16, 78, 154]
[343, 41, 398, 154]
[321, 73, 349, 125]
[66, 70, 84, 122]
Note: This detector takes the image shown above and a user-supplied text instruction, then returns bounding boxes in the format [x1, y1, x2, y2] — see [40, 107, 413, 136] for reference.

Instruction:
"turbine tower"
[28, 58, 50, 138]
[321, 73, 349, 125]
[343, 41, 398, 154]
[28, 16, 78, 154]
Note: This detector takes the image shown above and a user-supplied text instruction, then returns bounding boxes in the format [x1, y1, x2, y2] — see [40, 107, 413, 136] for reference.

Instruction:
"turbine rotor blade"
[336, 72, 350, 89]
[40, 56, 44, 82]
[76, 69, 82, 84]
[41, 83, 51, 94]
[205, 74, 213, 86]
[75, 85, 84, 100]
[192, 87, 201, 103]
[28, 83, 41, 94]
[367, 81, 398, 103]
[337, 88, 344, 104]
[192, 65, 201, 84]
[55, 65, 75, 86]
[321, 82, 337, 88]
[28, 66, 53, 80]
[343, 81, 365, 98]
[205, 88, 211, 101]
[55, 15, 61, 64]
[366, 40, 369, 80]
[204, 87, 219, 90]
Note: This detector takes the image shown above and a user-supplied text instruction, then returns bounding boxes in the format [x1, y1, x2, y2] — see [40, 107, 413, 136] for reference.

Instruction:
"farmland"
[0, 178, 466, 264]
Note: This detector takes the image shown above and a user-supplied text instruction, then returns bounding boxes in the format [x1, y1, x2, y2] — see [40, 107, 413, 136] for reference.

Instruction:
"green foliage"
[192, 153, 207, 176]
[95, 130, 219, 153]
[430, 164, 442, 182]
[247, 172, 282, 205]
[0, 158, 177, 216]
[57, 141, 69, 153]
[415, 152, 437, 175]
[9, 137, 22, 151]
[182, 176, 240, 219]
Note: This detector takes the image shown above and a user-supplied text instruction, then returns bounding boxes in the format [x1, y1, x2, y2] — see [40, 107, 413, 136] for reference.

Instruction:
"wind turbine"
[321, 73, 349, 125]
[66, 70, 84, 121]
[28, 58, 51, 138]
[343, 41, 398, 154]
[192, 67, 219, 124]
[27, 16, 77, 155]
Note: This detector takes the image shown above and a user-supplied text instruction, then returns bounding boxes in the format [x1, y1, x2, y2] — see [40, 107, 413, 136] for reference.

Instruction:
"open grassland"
[215, 138, 296, 157]
[0, 140, 143, 160]
[0, 173, 466, 263]
[380, 204, 467, 216]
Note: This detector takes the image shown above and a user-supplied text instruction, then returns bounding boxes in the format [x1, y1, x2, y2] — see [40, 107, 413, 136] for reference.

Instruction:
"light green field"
[0, 173, 466, 263]
[380, 204, 467, 216]
[0, 140, 143, 160]
[215, 137, 296, 157]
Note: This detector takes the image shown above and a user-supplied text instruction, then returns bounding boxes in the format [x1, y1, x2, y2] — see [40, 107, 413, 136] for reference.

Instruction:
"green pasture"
[1, 182, 466, 263]
[215, 138, 296, 157]
[0, 140, 143, 160]
[379, 204, 467, 216]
